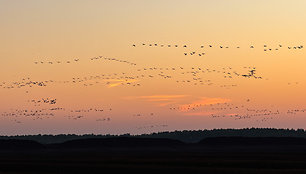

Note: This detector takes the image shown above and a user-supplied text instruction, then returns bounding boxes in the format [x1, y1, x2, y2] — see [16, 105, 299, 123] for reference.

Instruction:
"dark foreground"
[1, 137, 306, 174]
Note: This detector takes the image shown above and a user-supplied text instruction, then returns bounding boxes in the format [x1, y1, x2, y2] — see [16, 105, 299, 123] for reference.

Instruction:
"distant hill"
[52, 137, 185, 149]
[199, 137, 306, 146]
[0, 139, 44, 150]
[1, 136, 306, 151]
[1, 128, 306, 144]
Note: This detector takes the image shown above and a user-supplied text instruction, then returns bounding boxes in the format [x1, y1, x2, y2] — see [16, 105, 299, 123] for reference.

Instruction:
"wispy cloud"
[138, 95, 187, 100]
[104, 79, 139, 88]
[125, 95, 188, 106]
[124, 95, 231, 109]
[179, 97, 230, 110]
[182, 111, 216, 116]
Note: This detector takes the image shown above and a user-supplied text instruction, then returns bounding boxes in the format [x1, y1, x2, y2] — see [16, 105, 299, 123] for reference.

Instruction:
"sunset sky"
[0, 0, 305, 135]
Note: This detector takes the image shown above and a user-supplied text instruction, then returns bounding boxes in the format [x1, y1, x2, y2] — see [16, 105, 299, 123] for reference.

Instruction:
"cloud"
[125, 95, 188, 107]
[182, 111, 216, 116]
[138, 95, 187, 100]
[179, 97, 230, 110]
[103, 79, 139, 88]
[226, 113, 239, 116]
[157, 101, 178, 107]
[124, 95, 231, 109]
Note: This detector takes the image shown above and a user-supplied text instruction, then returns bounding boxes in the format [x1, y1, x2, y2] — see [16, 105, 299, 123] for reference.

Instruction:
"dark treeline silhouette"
[1, 128, 306, 144]
[139, 128, 306, 143]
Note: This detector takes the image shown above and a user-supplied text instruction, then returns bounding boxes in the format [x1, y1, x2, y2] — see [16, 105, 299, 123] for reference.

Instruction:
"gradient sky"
[0, 0, 305, 135]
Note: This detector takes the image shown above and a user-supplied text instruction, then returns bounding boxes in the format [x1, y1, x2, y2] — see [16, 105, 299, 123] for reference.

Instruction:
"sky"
[0, 0, 305, 135]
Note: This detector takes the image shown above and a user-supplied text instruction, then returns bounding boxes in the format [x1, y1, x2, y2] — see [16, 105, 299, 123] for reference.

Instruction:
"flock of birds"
[0, 42, 304, 132]
[89, 56, 137, 66]
[0, 66, 264, 92]
[287, 109, 306, 115]
[1, 108, 55, 121]
[27, 98, 57, 106]
[1, 104, 113, 123]
[132, 43, 304, 56]
[169, 99, 306, 123]
[136, 124, 168, 130]
[211, 110, 281, 122]
[5, 98, 303, 124]
[133, 113, 155, 117]
[34, 56, 136, 66]
[0, 78, 48, 90]
[34, 59, 80, 64]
